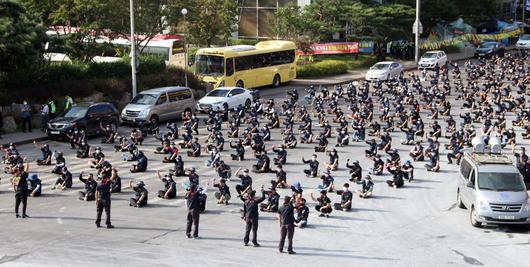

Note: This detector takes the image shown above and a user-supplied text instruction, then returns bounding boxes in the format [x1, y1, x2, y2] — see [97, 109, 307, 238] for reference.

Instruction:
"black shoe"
[243, 243, 249, 247]
[96, 223, 101, 228]
[288, 251, 296, 255]
[279, 249, 284, 253]
[193, 236, 200, 239]
[16, 214, 20, 218]
[253, 243, 260, 247]
[186, 234, 192, 239]
[22, 214, 29, 218]
[107, 225, 114, 229]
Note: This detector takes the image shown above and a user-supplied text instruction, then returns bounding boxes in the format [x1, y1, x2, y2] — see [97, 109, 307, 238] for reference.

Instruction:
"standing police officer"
[240, 185, 265, 247]
[278, 196, 296, 254]
[95, 177, 113, 228]
[185, 184, 201, 239]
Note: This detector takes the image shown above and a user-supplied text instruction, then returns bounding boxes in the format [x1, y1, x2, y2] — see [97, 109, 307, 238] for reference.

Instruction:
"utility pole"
[130, 0, 137, 98]
[414, 0, 421, 64]
[181, 8, 188, 88]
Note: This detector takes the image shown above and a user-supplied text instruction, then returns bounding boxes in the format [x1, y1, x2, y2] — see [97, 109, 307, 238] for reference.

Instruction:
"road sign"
[413, 21, 423, 34]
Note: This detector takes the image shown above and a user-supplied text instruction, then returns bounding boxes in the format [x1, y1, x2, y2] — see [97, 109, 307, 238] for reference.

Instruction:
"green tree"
[269, 3, 303, 40]
[0, 0, 47, 73]
[302, 0, 352, 41]
[184, 0, 239, 47]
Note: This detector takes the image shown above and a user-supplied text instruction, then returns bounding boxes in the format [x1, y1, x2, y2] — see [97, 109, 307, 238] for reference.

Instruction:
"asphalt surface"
[0, 60, 529, 267]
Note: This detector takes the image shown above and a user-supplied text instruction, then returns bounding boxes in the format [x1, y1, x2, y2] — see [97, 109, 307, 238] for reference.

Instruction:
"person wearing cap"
[187, 138, 201, 157]
[13, 160, 30, 218]
[89, 147, 105, 168]
[33, 141, 52, 166]
[170, 155, 186, 177]
[212, 178, 231, 204]
[51, 151, 66, 174]
[402, 160, 414, 182]
[28, 174, 42, 197]
[185, 184, 201, 239]
[252, 151, 271, 173]
[240, 185, 266, 247]
[273, 164, 289, 189]
[130, 151, 148, 173]
[302, 154, 319, 177]
[96, 176, 113, 228]
[230, 139, 246, 161]
[356, 175, 374, 198]
[370, 155, 384, 175]
[324, 149, 339, 171]
[365, 139, 378, 158]
[76, 139, 90, 159]
[272, 145, 287, 165]
[346, 159, 362, 182]
[294, 198, 309, 228]
[186, 167, 200, 187]
[156, 170, 176, 199]
[334, 183, 353, 211]
[216, 160, 231, 180]
[409, 141, 424, 161]
[162, 143, 179, 163]
[425, 151, 440, 172]
[278, 196, 296, 254]
[335, 128, 349, 147]
[129, 180, 148, 207]
[235, 167, 253, 197]
[314, 132, 328, 152]
[109, 168, 121, 193]
[260, 187, 280, 212]
[310, 190, 332, 217]
[319, 170, 335, 192]
[447, 140, 464, 165]
[386, 165, 404, 188]
[78, 171, 97, 201]
[52, 166, 72, 190]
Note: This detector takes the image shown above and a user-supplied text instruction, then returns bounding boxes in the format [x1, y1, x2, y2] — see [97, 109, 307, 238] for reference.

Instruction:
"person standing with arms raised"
[240, 185, 265, 247]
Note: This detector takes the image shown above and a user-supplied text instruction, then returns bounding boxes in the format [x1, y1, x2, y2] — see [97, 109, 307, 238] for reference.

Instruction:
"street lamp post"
[414, 0, 421, 64]
[181, 8, 188, 88]
[130, 0, 137, 98]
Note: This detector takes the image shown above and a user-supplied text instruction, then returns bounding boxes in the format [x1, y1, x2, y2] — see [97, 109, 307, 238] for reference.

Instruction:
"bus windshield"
[196, 55, 224, 77]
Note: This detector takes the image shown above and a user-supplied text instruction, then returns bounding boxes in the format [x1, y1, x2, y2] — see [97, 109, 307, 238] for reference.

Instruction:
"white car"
[365, 61, 404, 82]
[418, 50, 447, 69]
[197, 87, 253, 112]
[516, 34, 530, 49]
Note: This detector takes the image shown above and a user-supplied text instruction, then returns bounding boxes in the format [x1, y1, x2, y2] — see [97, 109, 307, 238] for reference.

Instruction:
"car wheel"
[236, 80, 244, 88]
[245, 99, 251, 109]
[457, 190, 465, 209]
[150, 115, 159, 126]
[272, 74, 281, 88]
[470, 206, 482, 228]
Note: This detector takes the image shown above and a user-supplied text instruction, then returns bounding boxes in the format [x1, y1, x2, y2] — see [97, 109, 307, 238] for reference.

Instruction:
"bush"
[297, 60, 349, 78]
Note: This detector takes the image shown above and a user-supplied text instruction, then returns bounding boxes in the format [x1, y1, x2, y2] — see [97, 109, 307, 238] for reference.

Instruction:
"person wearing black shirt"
[78, 172, 97, 201]
[130, 151, 148, 173]
[109, 168, 121, 193]
[171, 155, 185, 176]
[230, 140, 245, 161]
[13, 161, 30, 218]
[213, 178, 231, 204]
[346, 159, 362, 182]
[28, 174, 42, 197]
[156, 170, 177, 199]
[76, 140, 90, 158]
[302, 155, 319, 177]
[129, 181, 148, 207]
[310, 190, 332, 217]
[185, 184, 201, 239]
[294, 198, 309, 228]
[272, 145, 287, 165]
[235, 168, 253, 197]
[52, 167, 72, 190]
[240, 186, 266, 247]
[187, 138, 201, 157]
[334, 183, 353, 211]
[95, 177, 113, 228]
[260, 187, 280, 212]
[273, 164, 288, 188]
[278, 196, 296, 254]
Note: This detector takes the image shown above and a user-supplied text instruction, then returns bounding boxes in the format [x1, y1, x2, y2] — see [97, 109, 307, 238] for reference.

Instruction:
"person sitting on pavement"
[212, 178, 231, 205]
[156, 170, 177, 199]
[272, 145, 287, 165]
[89, 147, 105, 169]
[425, 151, 440, 172]
[302, 154, 319, 177]
[402, 160, 414, 182]
[78, 171, 97, 201]
[51, 151, 66, 174]
[28, 173, 42, 197]
[346, 159, 362, 182]
[130, 151, 148, 173]
[109, 168, 121, 193]
[324, 149, 339, 171]
[34, 141, 52, 165]
[294, 198, 309, 228]
[130, 128, 144, 145]
[260, 187, 280, 213]
[310, 190, 332, 217]
[252, 151, 271, 173]
[334, 183, 353, 211]
[235, 168, 253, 197]
[100, 123, 117, 144]
[319, 169, 335, 192]
[162, 143, 179, 163]
[216, 160, 231, 180]
[129, 181, 148, 207]
[356, 175, 374, 198]
[230, 139, 246, 161]
[273, 164, 289, 189]
[76, 139, 90, 158]
[187, 138, 201, 157]
[170, 155, 185, 177]
[52, 166, 72, 190]
[409, 141, 424, 161]
[386, 165, 405, 188]
[370, 155, 384, 175]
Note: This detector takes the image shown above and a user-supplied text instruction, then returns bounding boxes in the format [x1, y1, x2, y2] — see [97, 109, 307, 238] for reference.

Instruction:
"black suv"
[474, 41, 505, 58]
[46, 102, 119, 139]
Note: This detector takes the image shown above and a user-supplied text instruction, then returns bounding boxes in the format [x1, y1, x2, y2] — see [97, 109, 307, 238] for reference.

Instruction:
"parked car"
[456, 152, 530, 228]
[365, 61, 404, 82]
[197, 87, 253, 112]
[418, 50, 447, 69]
[47, 102, 119, 139]
[121, 87, 195, 126]
[474, 41, 505, 58]
[516, 34, 530, 49]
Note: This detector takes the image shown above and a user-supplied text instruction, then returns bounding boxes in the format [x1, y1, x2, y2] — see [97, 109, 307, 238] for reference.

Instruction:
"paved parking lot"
[0, 62, 529, 267]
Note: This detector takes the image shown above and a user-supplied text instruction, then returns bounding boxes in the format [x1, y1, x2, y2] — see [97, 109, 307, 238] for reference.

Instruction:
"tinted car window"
[88, 105, 107, 115]
[156, 94, 168, 105]
[460, 160, 472, 179]
[168, 91, 181, 102]
[232, 89, 245, 96]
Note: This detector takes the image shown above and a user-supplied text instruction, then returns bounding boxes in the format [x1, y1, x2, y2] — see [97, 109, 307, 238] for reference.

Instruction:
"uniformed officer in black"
[95, 177, 113, 228]
[185, 184, 201, 239]
[240, 185, 265, 247]
[13, 161, 30, 218]
[278, 196, 296, 254]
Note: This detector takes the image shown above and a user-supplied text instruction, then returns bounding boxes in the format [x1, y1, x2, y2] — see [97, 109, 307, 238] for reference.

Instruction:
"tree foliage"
[183, 0, 238, 47]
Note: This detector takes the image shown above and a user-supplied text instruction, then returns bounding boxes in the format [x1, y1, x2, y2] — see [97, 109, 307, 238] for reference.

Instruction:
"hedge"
[297, 60, 349, 78]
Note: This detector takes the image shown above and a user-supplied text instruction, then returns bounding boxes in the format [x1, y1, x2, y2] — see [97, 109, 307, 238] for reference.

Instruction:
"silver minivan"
[456, 152, 530, 227]
[121, 87, 195, 125]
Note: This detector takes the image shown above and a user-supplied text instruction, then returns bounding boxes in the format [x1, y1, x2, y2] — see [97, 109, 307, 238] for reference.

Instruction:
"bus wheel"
[272, 74, 281, 88]
[236, 80, 244, 88]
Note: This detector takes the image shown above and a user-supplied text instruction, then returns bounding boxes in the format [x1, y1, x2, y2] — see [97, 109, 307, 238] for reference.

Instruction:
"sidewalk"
[0, 130, 48, 147]
[291, 47, 476, 86]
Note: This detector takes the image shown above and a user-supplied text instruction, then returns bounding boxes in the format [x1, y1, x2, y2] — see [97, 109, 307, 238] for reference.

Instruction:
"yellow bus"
[195, 40, 296, 88]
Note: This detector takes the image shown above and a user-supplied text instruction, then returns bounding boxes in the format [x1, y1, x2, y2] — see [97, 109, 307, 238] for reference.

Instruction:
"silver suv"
[456, 152, 530, 227]
[121, 87, 195, 125]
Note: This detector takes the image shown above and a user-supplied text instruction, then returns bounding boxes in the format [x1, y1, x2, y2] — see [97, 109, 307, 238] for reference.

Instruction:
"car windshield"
[422, 53, 438, 58]
[196, 55, 225, 77]
[479, 43, 495, 49]
[520, 35, 530, 40]
[130, 94, 157, 105]
[370, 63, 390, 70]
[63, 106, 88, 118]
[478, 172, 526, 191]
[206, 89, 229, 97]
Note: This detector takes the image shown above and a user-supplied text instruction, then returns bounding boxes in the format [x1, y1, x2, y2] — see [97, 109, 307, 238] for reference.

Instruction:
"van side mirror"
[466, 181, 474, 188]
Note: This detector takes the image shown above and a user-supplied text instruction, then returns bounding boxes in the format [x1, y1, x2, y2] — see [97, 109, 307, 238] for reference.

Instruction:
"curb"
[1, 135, 49, 147]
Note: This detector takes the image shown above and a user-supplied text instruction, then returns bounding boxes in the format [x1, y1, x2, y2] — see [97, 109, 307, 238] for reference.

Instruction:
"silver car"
[121, 87, 195, 125]
[456, 152, 530, 227]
